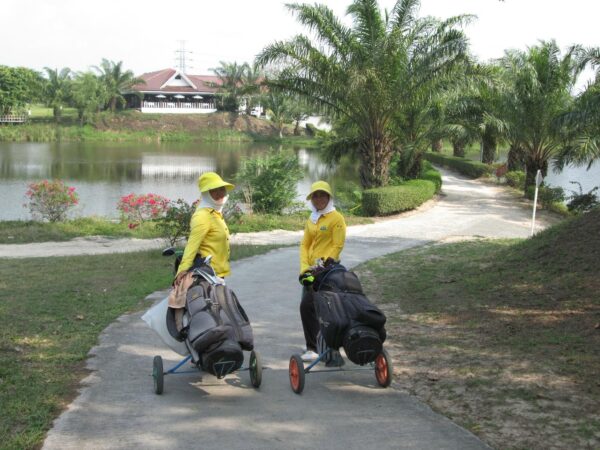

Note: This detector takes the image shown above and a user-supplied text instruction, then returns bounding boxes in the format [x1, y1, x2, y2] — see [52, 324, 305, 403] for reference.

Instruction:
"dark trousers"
[300, 285, 319, 351]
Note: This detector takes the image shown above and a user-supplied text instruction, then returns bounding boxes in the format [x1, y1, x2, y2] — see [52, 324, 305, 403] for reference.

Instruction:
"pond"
[0, 141, 360, 220]
[0, 141, 598, 221]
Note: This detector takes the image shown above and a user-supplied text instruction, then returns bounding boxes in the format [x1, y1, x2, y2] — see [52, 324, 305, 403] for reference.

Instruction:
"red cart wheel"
[289, 354, 305, 394]
[374, 349, 393, 388]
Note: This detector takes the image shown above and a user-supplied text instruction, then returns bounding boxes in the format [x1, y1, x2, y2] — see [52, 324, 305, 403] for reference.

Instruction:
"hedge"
[362, 179, 438, 216]
[424, 152, 493, 178]
[421, 161, 442, 193]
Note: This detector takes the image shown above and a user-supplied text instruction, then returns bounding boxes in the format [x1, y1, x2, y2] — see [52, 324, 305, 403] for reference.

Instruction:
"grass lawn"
[356, 209, 600, 449]
[0, 214, 373, 244]
[438, 140, 509, 162]
[0, 243, 284, 450]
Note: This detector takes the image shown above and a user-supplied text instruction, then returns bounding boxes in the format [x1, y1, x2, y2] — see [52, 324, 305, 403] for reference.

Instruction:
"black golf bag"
[313, 264, 387, 365]
[167, 278, 254, 377]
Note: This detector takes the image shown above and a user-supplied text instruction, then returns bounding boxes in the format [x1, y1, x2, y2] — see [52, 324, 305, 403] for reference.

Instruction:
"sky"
[2, 0, 598, 86]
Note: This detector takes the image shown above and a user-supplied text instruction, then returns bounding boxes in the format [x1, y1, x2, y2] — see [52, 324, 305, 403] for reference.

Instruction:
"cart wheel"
[249, 350, 262, 388]
[289, 354, 305, 394]
[374, 349, 393, 388]
[153, 355, 164, 395]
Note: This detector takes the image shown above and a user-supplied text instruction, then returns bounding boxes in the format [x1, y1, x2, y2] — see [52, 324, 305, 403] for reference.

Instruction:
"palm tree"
[501, 41, 583, 190]
[93, 59, 144, 112]
[210, 61, 249, 112]
[444, 63, 507, 166]
[556, 46, 600, 170]
[71, 71, 108, 125]
[257, 0, 470, 188]
[43, 67, 72, 122]
[264, 91, 294, 139]
[241, 64, 264, 115]
[391, 14, 473, 178]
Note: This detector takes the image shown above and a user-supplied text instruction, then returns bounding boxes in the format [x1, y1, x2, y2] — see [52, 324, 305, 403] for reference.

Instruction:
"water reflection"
[0, 141, 360, 220]
[4, 140, 593, 221]
[141, 155, 215, 179]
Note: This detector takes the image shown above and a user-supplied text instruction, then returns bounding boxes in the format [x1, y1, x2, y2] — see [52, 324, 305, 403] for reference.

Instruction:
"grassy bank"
[0, 110, 318, 144]
[0, 243, 284, 450]
[356, 209, 600, 449]
[0, 214, 373, 244]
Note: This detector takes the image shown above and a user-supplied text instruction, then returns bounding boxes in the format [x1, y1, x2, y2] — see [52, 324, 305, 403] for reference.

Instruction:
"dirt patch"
[379, 306, 600, 450]
[95, 111, 289, 137]
[357, 211, 600, 449]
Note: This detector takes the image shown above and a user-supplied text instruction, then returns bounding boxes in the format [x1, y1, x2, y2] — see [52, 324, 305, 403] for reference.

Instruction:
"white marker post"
[531, 170, 543, 236]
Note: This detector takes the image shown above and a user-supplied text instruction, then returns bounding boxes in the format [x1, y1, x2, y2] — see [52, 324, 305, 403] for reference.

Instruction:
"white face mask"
[200, 192, 228, 212]
[310, 197, 335, 224]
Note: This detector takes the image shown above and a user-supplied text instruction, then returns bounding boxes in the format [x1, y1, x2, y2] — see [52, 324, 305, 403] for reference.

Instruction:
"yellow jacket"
[300, 210, 346, 274]
[177, 208, 231, 278]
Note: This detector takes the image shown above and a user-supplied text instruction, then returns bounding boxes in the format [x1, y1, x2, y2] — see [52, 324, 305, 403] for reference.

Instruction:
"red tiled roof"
[132, 68, 222, 94]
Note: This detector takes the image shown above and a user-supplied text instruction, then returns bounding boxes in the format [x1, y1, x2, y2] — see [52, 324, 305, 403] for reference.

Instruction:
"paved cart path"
[42, 170, 557, 449]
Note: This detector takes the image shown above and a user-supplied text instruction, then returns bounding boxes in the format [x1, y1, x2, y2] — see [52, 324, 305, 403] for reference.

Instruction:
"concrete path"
[42, 170, 556, 449]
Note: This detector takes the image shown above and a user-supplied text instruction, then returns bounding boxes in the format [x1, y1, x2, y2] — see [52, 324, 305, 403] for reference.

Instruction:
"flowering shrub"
[156, 198, 199, 245]
[24, 179, 79, 222]
[117, 193, 170, 225]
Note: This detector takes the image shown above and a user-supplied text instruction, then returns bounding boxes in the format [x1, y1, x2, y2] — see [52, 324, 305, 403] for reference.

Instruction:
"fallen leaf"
[75, 315, 84, 320]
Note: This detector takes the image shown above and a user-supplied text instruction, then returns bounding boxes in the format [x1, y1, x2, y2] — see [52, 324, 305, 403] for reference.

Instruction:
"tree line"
[0, 59, 143, 124]
[255, 0, 600, 191]
[2, 0, 598, 193]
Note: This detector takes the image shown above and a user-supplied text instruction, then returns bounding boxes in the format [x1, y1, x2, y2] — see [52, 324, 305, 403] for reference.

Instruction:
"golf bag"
[313, 264, 386, 365]
[168, 279, 254, 377]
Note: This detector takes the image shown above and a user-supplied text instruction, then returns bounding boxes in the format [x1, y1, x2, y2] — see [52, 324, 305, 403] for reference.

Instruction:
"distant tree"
[211, 61, 248, 112]
[71, 72, 107, 125]
[241, 64, 264, 115]
[264, 91, 295, 139]
[291, 102, 310, 136]
[556, 46, 600, 170]
[0, 66, 42, 114]
[257, 0, 471, 187]
[43, 67, 72, 122]
[94, 59, 144, 112]
[501, 41, 583, 190]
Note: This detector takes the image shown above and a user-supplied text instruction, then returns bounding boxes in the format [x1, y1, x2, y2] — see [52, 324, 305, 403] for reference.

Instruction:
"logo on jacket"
[320, 225, 327, 231]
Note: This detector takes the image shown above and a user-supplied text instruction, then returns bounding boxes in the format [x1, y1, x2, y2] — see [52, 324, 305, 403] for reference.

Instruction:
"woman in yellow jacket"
[298, 180, 347, 362]
[174, 172, 235, 285]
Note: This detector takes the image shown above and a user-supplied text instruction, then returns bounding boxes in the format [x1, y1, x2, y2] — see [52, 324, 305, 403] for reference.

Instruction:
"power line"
[174, 40, 194, 73]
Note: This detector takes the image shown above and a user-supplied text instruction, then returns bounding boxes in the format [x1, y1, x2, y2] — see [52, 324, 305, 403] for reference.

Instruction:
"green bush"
[505, 170, 526, 189]
[421, 161, 442, 192]
[566, 182, 599, 214]
[333, 181, 363, 214]
[526, 184, 566, 207]
[156, 198, 198, 246]
[232, 149, 304, 214]
[25, 179, 79, 222]
[362, 179, 437, 216]
[424, 152, 493, 178]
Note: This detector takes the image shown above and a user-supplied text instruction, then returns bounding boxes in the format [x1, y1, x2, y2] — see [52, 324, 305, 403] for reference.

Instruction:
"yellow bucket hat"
[197, 172, 235, 193]
[306, 180, 333, 200]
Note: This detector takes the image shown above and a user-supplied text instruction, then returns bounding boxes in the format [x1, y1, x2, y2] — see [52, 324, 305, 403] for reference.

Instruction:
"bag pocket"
[314, 290, 349, 349]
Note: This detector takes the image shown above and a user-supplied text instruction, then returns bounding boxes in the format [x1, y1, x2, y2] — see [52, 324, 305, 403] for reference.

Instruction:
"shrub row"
[421, 161, 442, 193]
[424, 152, 493, 178]
[362, 179, 438, 216]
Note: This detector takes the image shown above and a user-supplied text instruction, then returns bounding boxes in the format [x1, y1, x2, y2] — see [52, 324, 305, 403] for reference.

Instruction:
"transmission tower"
[175, 40, 193, 73]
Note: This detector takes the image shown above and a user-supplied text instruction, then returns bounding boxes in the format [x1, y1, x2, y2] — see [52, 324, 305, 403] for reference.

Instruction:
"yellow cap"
[197, 172, 235, 193]
[306, 180, 333, 200]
